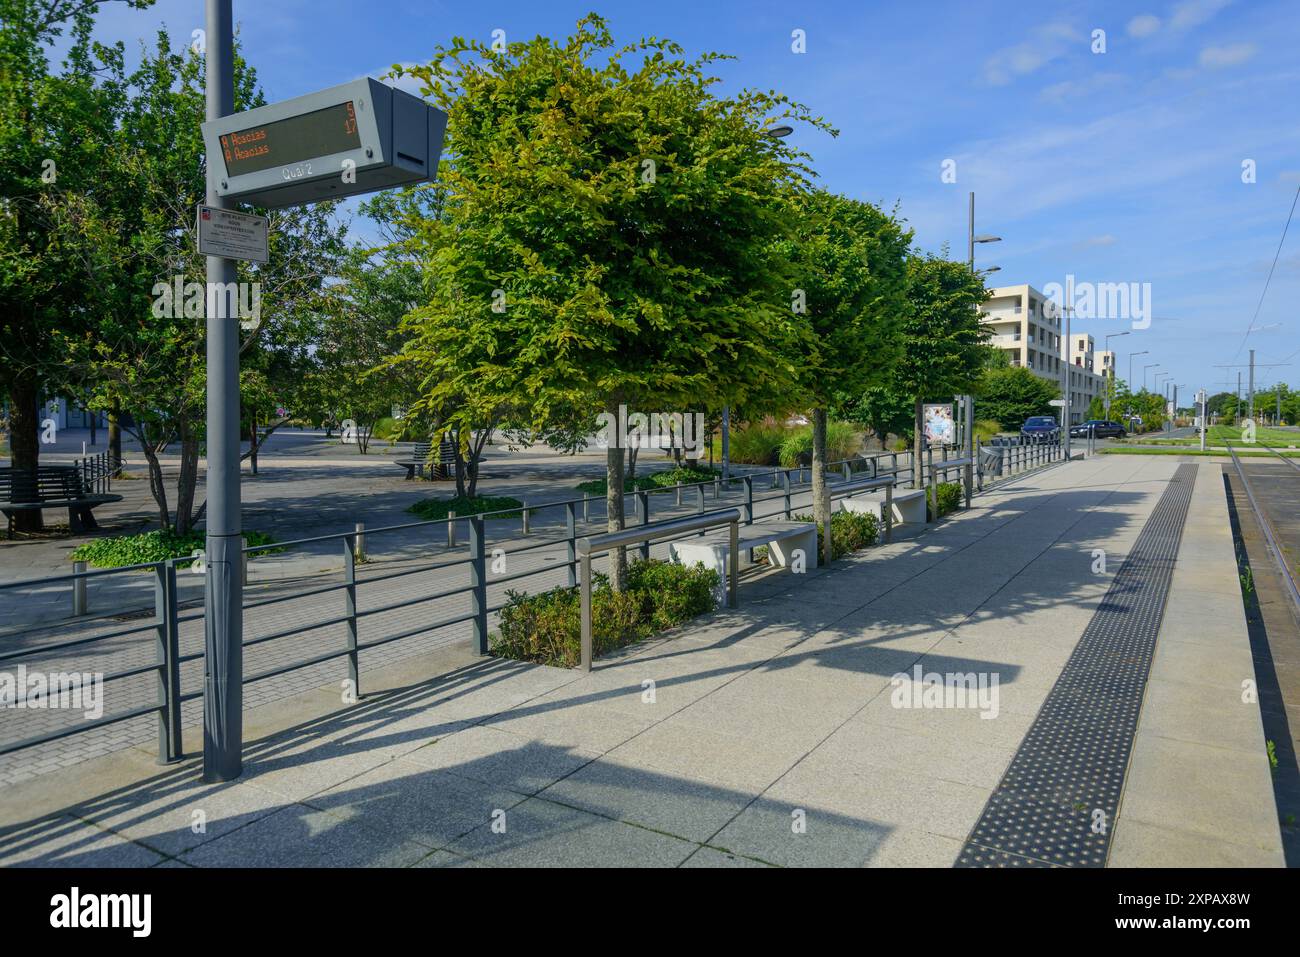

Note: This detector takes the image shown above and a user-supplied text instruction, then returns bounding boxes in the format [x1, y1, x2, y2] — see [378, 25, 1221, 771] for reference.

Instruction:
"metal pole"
[343, 535, 359, 699]
[202, 0, 242, 783]
[580, 554, 593, 672]
[728, 518, 739, 607]
[1248, 349, 1255, 422]
[447, 510, 456, 548]
[721, 406, 731, 483]
[72, 561, 87, 616]
[566, 501, 577, 587]
[967, 191, 975, 267]
[1062, 304, 1072, 460]
[470, 517, 487, 655]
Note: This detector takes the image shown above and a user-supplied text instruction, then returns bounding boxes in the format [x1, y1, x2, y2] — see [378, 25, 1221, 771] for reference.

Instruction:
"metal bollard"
[713, 477, 720, 500]
[72, 561, 87, 616]
[522, 502, 530, 535]
[354, 522, 365, 562]
[583, 492, 590, 524]
[448, 510, 457, 548]
[676, 480, 682, 506]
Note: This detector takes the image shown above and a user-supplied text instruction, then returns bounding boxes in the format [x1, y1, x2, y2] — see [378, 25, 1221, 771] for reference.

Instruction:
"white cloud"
[1039, 72, 1127, 103]
[1127, 15, 1162, 38]
[983, 22, 1081, 85]
[1198, 42, 1257, 68]
[1170, 0, 1234, 31]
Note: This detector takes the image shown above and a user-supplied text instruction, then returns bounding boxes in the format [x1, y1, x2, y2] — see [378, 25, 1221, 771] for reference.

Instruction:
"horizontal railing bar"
[0, 620, 161, 663]
[244, 648, 352, 685]
[355, 611, 479, 650]
[353, 583, 473, 619]
[241, 579, 349, 611]
[243, 614, 353, 648]
[578, 508, 742, 555]
[0, 560, 165, 591]
[0, 702, 164, 756]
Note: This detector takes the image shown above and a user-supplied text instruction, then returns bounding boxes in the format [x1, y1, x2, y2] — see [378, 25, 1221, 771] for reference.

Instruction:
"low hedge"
[408, 494, 523, 521]
[789, 509, 880, 562]
[929, 482, 963, 520]
[70, 529, 281, 569]
[492, 559, 719, 667]
[575, 465, 719, 496]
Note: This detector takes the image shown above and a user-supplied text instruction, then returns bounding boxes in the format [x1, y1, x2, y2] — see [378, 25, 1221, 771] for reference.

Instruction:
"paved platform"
[0, 455, 1281, 867]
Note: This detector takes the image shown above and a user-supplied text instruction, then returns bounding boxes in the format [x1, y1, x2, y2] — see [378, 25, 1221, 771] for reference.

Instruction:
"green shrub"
[725, 421, 787, 465]
[491, 559, 719, 667]
[408, 494, 524, 521]
[791, 509, 879, 561]
[70, 529, 281, 569]
[372, 417, 403, 442]
[777, 421, 862, 468]
[973, 419, 1001, 443]
[927, 481, 963, 520]
[575, 465, 719, 496]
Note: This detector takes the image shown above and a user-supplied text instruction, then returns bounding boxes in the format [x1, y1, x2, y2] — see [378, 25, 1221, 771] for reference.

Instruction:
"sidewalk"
[0, 454, 1278, 867]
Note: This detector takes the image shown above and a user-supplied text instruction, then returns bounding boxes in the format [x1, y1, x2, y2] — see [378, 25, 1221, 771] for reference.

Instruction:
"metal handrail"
[576, 509, 742, 672]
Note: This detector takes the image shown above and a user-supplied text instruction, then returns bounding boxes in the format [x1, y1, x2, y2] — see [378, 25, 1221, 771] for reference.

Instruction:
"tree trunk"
[8, 372, 43, 531]
[174, 426, 199, 536]
[143, 446, 172, 531]
[606, 399, 627, 591]
[108, 402, 122, 473]
[88, 404, 97, 447]
[812, 407, 831, 567]
[248, 414, 259, 476]
[913, 399, 924, 491]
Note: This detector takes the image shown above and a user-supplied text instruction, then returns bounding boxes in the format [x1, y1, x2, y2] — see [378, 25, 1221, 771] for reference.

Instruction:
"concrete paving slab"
[180, 803, 431, 867]
[305, 760, 528, 850]
[539, 757, 761, 844]
[0, 814, 164, 867]
[399, 725, 599, 795]
[447, 796, 697, 867]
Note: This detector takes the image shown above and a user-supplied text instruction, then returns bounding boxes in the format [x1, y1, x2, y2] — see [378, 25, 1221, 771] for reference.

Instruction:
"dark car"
[1020, 415, 1061, 438]
[1069, 419, 1127, 439]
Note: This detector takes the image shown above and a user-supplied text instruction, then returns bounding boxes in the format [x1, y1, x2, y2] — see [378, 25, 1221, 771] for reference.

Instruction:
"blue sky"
[85, 0, 1300, 399]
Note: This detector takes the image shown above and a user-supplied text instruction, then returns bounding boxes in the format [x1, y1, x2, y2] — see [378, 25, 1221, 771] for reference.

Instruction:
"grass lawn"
[407, 494, 525, 521]
[1131, 425, 1300, 447]
[1100, 446, 1300, 458]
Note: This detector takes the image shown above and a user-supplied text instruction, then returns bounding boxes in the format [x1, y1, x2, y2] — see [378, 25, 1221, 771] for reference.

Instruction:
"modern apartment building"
[981, 284, 1107, 425]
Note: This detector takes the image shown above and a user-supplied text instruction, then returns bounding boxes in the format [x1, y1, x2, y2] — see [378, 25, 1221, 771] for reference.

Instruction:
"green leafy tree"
[0, 0, 151, 529]
[778, 190, 910, 560]
[394, 15, 822, 589]
[890, 254, 991, 487]
[313, 245, 421, 456]
[976, 366, 1059, 430]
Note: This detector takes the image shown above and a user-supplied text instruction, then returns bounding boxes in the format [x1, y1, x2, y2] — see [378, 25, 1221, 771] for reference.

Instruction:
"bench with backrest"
[669, 520, 818, 599]
[394, 436, 457, 480]
[0, 465, 123, 537]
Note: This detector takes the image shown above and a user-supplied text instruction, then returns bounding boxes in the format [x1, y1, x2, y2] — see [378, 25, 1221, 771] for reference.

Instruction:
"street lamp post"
[967, 192, 1001, 269]
[1128, 350, 1148, 393]
[1143, 363, 1160, 392]
[1103, 332, 1130, 418]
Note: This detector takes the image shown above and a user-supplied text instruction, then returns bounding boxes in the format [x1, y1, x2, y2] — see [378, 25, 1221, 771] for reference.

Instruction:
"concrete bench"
[839, 487, 927, 525]
[668, 520, 818, 598]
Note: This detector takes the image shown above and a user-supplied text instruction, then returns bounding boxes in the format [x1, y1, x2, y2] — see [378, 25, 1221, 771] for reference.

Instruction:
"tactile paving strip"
[956, 463, 1197, 867]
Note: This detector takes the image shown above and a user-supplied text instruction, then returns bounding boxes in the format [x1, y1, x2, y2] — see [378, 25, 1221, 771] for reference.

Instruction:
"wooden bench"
[1, 466, 123, 538]
[394, 437, 456, 480]
[668, 520, 818, 599]
[839, 487, 927, 525]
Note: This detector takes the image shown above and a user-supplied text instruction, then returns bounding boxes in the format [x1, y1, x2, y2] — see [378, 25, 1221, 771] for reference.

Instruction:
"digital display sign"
[219, 101, 361, 177]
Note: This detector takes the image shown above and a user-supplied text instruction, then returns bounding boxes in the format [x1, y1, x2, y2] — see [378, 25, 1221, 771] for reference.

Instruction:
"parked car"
[1020, 416, 1061, 439]
[1069, 419, 1127, 439]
